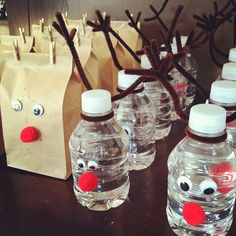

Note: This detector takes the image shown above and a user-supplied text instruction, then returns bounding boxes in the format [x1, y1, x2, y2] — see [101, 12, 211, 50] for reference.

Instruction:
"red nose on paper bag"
[20, 126, 39, 143]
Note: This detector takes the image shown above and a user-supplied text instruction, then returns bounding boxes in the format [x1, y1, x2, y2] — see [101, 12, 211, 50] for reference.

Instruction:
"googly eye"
[32, 104, 44, 116]
[11, 100, 22, 111]
[88, 161, 98, 170]
[77, 159, 86, 169]
[177, 176, 193, 192]
[200, 179, 217, 195]
[123, 126, 132, 135]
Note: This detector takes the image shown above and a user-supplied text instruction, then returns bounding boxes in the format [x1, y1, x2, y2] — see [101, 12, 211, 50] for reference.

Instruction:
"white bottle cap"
[188, 104, 226, 134]
[173, 35, 188, 46]
[118, 70, 142, 89]
[210, 80, 236, 104]
[81, 89, 112, 114]
[140, 54, 152, 69]
[229, 48, 236, 62]
[160, 44, 178, 58]
[221, 62, 236, 80]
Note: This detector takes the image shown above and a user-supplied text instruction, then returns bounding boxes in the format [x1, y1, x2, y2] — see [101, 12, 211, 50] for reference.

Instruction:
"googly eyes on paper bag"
[0, 51, 82, 179]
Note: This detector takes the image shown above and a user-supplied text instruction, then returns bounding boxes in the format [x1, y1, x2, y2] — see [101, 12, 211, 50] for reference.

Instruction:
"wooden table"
[0, 120, 235, 236]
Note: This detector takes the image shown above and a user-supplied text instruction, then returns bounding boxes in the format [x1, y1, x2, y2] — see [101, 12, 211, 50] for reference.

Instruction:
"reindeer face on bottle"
[174, 162, 236, 227]
[75, 158, 99, 192]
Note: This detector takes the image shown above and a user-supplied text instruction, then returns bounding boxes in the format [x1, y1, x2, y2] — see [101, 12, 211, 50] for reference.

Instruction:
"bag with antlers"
[38, 29, 100, 90]
[32, 22, 76, 53]
[0, 51, 81, 179]
[0, 35, 34, 78]
[110, 21, 142, 94]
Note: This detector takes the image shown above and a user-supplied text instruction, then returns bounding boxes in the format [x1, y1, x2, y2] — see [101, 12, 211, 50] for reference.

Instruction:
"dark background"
[5, 0, 232, 94]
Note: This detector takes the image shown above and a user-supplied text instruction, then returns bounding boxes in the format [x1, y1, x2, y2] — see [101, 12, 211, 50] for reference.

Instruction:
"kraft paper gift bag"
[0, 35, 34, 78]
[109, 22, 142, 95]
[0, 52, 82, 179]
[91, 31, 117, 93]
[0, 35, 34, 155]
[73, 38, 100, 89]
[31, 24, 75, 52]
[66, 19, 93, 37]
[112, 21, 142, 68]
[32, 24, 99, 89]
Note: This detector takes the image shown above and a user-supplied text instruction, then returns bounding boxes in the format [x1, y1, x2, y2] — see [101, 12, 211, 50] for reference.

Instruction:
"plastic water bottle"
[167, 104, 236, 235]
[172, 36, 198, 107]
[210, 80, 236, 152]
[69, 89, 130, 211]
[114, 70, 156, 170]
[141, 54, 171, 140]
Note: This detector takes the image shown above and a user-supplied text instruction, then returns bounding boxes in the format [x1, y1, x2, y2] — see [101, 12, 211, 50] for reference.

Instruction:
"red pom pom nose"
[78, 172, 98, 192]
[183, 202, 206, 226]
[20, 126, 40, 143]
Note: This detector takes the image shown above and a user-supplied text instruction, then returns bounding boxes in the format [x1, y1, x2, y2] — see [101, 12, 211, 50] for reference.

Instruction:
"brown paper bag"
[0, 35, 34, 155]
[74, 38, 100, 89]
[31, 24, 75, 52]
[0, 52, 82, 179]
[66, 19, 141, 94]
[0, 35, 34, 78]
[66, 19, 117, 92]
[113, 21, 142, 63]
[110, 22, 142, 95]
[32, 24, 99, 89]
[90, 31, 117, 93]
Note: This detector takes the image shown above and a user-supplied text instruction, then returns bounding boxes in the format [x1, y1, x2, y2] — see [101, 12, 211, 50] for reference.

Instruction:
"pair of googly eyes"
[77, 159, 98, 170]
[177, 176, 218, 195]
[11, 100, 44, 116]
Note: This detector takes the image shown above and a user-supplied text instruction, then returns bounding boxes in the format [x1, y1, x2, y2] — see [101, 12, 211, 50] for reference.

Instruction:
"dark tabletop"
[0, 120, 235, 236]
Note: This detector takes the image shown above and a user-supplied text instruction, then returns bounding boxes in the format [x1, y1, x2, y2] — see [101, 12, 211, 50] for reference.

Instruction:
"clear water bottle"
[141, 55, 171, 140]
[210, 80, 236, 152]
[114, 70, 156, 170]
[167, 104, 236, 235]
[173, 36, 198, 107]
[69, 89, 130, 211]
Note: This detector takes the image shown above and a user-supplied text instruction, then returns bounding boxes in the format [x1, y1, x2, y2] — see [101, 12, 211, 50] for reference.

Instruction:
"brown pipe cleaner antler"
[125, 39, 189, 122]
[125, 10, 150, 45]
[86, 11, 123, 70]
[53, 11, 153, 102]
[87, 10, 141, 64]
[144, 0, 169, 32]
[193, 0, 236, 68]
[52, 12, 92, 90]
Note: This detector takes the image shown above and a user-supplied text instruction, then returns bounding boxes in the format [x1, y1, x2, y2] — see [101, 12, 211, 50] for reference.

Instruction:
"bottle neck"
[209, 99, 236, 112]
[81, 110, 114, 122]
[185, 127, 227, 144]
[117, 86, 144, 94]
